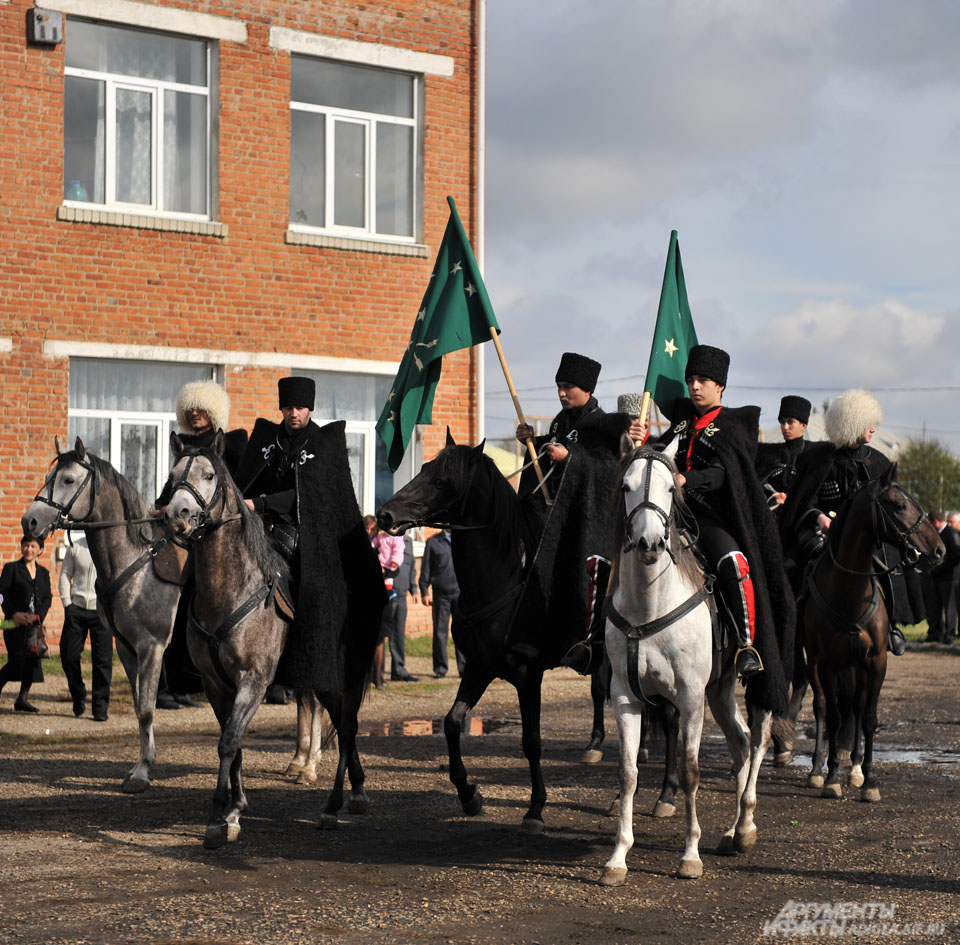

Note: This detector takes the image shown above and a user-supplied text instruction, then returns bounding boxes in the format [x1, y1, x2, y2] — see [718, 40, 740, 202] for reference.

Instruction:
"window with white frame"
[63, 19, 214, 217]
[68, 359, 215, 500]
[289, 56, 420, 241]
[301, 370, 420, 513]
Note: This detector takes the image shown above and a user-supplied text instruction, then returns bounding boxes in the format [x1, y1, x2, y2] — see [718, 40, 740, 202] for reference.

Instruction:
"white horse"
[22, 438, 185, 793]
[601, 439, 773, 883]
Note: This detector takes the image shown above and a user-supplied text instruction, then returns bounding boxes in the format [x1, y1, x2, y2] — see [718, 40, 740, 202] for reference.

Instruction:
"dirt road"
[1, 648, 957, 944]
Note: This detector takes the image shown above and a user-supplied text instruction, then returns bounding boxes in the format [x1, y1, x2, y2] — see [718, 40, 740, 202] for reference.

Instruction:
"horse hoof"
[848, 770, 864, 789]
[521, 817, 544, 835]
[121, 776, 150, 794]
[861, 787, 881, 803]
[605, 797, 621, 818]
[736, 828, 757, 852]
[580, 749, 603, 764]
[599, 867, 628, 887]
[773, 750, 794, 767]
[461, 788, 483, 817]
[716, 835, 737, 856]
[347, 794, 369, 815]
[677, 858, 703, 879]
[203, 823, 233, 849]
[296, 769, 318, 786]
[317, 813, 339, 830]
[652, 801, 676, 819]
[637, 748, 649, 764]
[284, 762, 303, 778]
[807, 774, 824, 789]
[822, 783, 842, 799]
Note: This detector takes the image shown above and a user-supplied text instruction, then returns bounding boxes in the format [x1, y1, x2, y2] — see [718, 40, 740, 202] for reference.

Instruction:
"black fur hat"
[778, 395, 811, 424]
[278, 376, 316, 410]
[555, 352, 601, 392]
[684, 345, 729, 387]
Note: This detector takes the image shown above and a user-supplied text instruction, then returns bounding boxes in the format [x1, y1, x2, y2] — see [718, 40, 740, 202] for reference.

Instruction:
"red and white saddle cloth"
[585, 554, 612, 635]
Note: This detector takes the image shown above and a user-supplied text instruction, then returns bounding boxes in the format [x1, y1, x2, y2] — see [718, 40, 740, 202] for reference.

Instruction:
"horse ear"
[212, 430, 225, 457]
[445, 427, 457, 447]
[661, 436, 679, 462]
[55, 436, 62, 457]
[74, 437, 86, 461]
[886, 462, 898, 484]
[170, 431, 185, 461]
[473, 438, 486, 456]
[620, 431, 635, 457]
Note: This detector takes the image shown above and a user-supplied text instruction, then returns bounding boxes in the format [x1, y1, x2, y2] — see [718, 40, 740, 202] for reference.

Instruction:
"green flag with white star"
[644, 230, 698, 419]
[377, 196, 500, 471]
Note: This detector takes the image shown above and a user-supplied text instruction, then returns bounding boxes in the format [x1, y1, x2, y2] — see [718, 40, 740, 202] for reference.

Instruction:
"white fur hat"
[824, 388, 882, 448]
[176, 380, 230, 434]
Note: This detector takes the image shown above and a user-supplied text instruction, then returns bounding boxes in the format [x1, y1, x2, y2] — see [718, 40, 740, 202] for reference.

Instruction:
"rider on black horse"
[779, 388, 913, 655]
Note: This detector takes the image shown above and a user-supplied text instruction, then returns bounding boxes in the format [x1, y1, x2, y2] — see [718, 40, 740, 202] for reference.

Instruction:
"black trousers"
[431, 592, 465, 676]
[697, 520, 754, 645]
[922, 575, 958, 641]
[60, 605, 113, 714]
[386, 594, 409, 676]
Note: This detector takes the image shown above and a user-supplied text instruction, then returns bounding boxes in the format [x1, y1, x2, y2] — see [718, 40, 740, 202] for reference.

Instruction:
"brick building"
[0, 0, 485, 610]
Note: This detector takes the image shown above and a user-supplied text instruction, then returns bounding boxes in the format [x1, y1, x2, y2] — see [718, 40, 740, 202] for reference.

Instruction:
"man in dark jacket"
[756, 394, 811, 510]
[419, 529, 462, 678]
[922, 510, 960, 643]
[389, 534, 419, 680]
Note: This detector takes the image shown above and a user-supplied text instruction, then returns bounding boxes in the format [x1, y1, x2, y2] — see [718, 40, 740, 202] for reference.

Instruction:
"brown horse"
[801, 465, 943, 801]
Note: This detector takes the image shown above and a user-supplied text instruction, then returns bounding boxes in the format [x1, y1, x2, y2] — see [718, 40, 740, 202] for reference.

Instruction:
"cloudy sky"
[479, 0, 960, 452]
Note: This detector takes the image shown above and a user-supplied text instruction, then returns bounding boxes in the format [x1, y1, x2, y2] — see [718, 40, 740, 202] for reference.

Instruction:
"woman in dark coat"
[0, 535, 52, 712]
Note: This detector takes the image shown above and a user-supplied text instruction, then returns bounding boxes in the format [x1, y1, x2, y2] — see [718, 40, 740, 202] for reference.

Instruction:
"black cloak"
[662, 400, 796, 715]
[234, 418, 385, 693]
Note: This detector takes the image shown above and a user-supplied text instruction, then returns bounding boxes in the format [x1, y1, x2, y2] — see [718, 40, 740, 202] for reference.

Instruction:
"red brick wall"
[0, 0, 481, 634]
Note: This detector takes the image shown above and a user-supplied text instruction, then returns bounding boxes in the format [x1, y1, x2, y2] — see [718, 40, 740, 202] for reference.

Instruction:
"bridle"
[33, 454, 99, 531]
[167, 452, 237, 540]
[620, 450, 675, 556]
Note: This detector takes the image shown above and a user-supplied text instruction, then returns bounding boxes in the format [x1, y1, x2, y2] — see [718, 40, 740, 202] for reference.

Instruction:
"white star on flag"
[416, 307, 426, 322]
[664, 338, 678, 357]
[450, 261, 463, 275]
[465, 283, 477, 297]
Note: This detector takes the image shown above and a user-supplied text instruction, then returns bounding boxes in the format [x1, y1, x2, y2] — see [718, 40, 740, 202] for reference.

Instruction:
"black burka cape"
[235, 419, 385, 693]
[516, 404, 629, 666]
[665, 400, 796, 715]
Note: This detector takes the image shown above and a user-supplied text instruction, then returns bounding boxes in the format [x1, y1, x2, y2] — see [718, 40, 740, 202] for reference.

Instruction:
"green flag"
[377, 196, 500, 471]
[644, 230, 698, 418]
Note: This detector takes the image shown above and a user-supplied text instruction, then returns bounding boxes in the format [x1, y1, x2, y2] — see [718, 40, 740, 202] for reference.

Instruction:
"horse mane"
[432, 446, 530, 560]
[609, 445, 704, 592]
[181, 446, 286, 580]
[71, 451, 151, 546]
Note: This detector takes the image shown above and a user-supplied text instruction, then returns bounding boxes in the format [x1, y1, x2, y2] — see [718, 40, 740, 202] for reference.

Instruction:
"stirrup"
[735, 645, 764, 678]
[560, 640, 596, 676]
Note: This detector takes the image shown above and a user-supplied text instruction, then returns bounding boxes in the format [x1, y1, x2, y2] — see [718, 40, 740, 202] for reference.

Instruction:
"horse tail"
[771, 713, 796, 752]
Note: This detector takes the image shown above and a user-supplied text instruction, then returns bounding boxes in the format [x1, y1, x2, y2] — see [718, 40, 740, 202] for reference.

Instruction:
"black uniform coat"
[234, 418, 385, 693]
[755, 437, 805, 503]
[660, 400, 796, 715]
[516, 400, 631, 665]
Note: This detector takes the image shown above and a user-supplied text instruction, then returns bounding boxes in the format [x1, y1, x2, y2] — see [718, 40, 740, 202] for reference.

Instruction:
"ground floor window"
[300, 369, 420, 513]
[68, 358, 215, 499]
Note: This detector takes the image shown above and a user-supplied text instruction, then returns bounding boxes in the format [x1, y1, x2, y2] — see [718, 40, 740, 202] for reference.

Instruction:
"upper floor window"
[289, 56, 420, 241]
[63, 19, 213, 218]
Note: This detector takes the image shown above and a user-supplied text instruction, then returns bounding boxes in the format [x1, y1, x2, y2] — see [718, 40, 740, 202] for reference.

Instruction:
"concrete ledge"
[57, 205, 226, 238]
[285, 229, 427, 257]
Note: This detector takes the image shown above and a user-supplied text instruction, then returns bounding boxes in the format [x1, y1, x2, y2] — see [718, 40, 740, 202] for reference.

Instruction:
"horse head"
[377, 438, 488, 534]
[874, 466, 945, 569]
[618, 439, 680, 565]
[21, 437, 99, 540]
[164, 431, 228, 538]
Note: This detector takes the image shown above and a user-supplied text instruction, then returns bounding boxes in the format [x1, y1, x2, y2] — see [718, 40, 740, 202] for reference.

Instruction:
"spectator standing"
[922, 510, 960, 643]
[389, 534, 419, 681]
[419, 529, 464, 678]
[368, 517, 404, 690]
[0, 535, 52, 712]
[59, 532, 113, 721]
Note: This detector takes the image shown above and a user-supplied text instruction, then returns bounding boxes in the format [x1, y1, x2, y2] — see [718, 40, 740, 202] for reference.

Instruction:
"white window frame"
[289, 63, 420, 243]
[64, 35, 213, 221]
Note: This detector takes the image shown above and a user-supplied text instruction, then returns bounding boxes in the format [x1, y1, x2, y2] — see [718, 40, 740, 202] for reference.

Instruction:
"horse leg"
[835, 665, 856, 763]
[806, 659, 827, 789]
[287, 689, 322, 784]
[821, 667, 844, 799]
[734, 706, 772, 851]
[517, 669, 547, 832]
[581, 655, 611, 764]
[773, 679, 806, 766]
[121, 637, 163, 794]
[859, 658, 886, 803]
[637, 703, 651, 764]
[444, 669, 494, 818]
[847, 666, 867, 789]
[341, 681, 369, 814]
[676, 690, 705, 879]
[707, 676, 751, 855]
[653, 700, 680, 818]
[601, 690, 643, 886]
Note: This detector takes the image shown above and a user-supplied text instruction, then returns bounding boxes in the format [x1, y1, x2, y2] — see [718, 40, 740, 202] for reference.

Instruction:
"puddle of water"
[357, 717, 521, 738]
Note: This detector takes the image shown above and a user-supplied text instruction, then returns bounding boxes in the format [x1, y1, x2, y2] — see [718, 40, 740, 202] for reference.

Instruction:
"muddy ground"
[1, 647, 958, 945]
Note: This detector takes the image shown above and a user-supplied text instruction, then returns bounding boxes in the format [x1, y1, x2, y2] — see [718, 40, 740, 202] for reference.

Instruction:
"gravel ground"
[0, 647, 957, 945]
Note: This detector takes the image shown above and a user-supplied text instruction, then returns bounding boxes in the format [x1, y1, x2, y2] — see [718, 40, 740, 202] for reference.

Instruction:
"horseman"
[232, 376, 384, 694]
[514, 353, 644, 673]
[756, 395, 811, 509]
[780, 388, 911, 655]
[646, 345, 795, 692]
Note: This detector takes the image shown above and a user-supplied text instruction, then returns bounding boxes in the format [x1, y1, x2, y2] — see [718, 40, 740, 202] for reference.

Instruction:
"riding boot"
[560, 555, 611, 676]
[716, 551, 763, 678]
[879, 572, 906, 655]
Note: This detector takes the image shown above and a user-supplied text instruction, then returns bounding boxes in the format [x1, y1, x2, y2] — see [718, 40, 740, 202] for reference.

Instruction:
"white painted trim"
[0, 337, 12, 354]
[48, 0, 247, 43]
[43, 340, 398, 375]
[270, 26, 454, 77]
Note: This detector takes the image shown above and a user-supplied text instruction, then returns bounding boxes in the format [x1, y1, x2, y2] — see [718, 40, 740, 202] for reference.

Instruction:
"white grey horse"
[601, 439, 772, 883]
[22, 438, 185, 793]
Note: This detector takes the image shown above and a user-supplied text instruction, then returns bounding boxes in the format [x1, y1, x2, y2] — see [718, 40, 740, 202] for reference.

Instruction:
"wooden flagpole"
[488, 326, 552, 503]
